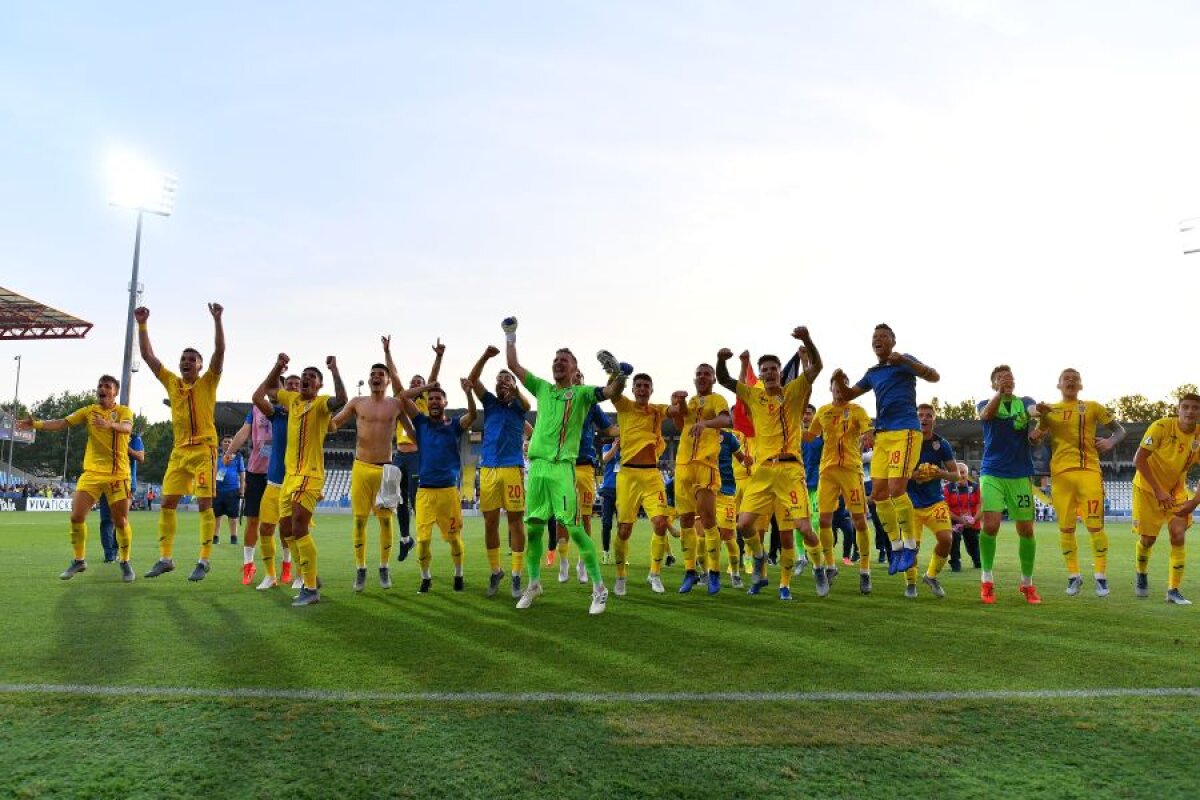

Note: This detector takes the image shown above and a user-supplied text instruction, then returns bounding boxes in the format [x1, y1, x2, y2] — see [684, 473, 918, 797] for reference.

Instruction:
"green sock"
[566, 524, 602, 585]
[1018, 535, 1036, 578]
[980, 532, 998, 572]
[524, 520, 545, 583]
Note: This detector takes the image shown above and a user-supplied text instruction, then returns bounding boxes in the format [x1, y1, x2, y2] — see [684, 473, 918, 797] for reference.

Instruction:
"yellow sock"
[487, 546, 501, 572]
[877, 498, 901, 547]
[723, 537, 740, 574]
[296, 535, 319, 590]
[260, 532, 277, 577]
[449, 532, 464, 570]
[199, 508, 216, 561]
[511, 550, 524, 576]
[417, 539, 432, 573]
[818, 525, 835, 568]
[378, 513, 394, 565]
[856, 527, 871, 571]
[557, 539, 569, 559]
[614, 537, 629, 578]
[1059, 530, 1079, 575]
[158, 507, 177, 558]
[1168, 544, 1186, 589]
[804, 542, 821, 571]
[926, 551, 947, 578]
[117, 523, 133, 562]
[905, 565, 918, 585]
[681, 527, 698, 571]
[352, 516, 369, 568]
[893, 493, 916, 543]
[1135, 539, 1152, 574]
[704, 528, 721, 573]
[779, 546, 796, 587]
[70, 521, 87, 560]
[650, 534, 665, 574]
[1090, 528, 1108, 575]
[743, 531, 765, 558]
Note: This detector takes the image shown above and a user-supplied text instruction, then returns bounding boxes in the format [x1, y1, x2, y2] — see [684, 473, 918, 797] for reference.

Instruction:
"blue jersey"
[601, 444, 619, 491]
[977, 396, 1035, 479]
[717, 431, 740, 496]
[855, 356, 923, 432]
[216, 453, 244, 493]
[267, 406, 289, 484]
[129, 434, 144, 490]
[907, 434, 955, 509]
[802, 435, 822, 490]
[664, 475, 676, 507]
[480, 392, 526, 469]
[577, 405, 611, 465]
[414, 413, 465, 488]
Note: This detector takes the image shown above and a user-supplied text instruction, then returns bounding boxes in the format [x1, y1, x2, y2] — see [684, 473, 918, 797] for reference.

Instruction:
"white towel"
[376, 464, 404, 509]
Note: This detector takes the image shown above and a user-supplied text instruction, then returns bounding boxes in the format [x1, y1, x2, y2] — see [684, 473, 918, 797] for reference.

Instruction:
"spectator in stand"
[945, 468, 982, 571]
[98, 432, 145, 562]
[212, 436, 245, 545]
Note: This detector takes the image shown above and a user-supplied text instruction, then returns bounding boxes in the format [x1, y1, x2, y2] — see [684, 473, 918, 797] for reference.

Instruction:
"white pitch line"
[0, 684, 1197, 704]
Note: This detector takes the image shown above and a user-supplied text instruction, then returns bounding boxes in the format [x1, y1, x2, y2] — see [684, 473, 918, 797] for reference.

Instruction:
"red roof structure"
[0, 287, 93, 340]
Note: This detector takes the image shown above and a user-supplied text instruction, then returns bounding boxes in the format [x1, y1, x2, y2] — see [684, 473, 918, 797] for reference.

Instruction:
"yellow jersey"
[1040, 399, 1115, 475]
[675, 393, 731, 468]
[735, 376, 811, 461]
[1133, 416, 1200, 494]
[277, 389, 335, 480]
[156, 366, 219, 448]
[396, 396, 428, 447]
[733, 431, 754, 481]
[65, 403, 134, 478]
[612, 395, 667, 465]
[808, 402, 873, 472]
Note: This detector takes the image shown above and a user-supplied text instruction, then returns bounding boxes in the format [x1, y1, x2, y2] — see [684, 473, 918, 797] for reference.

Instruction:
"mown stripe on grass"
[0, 683, 1197, 704]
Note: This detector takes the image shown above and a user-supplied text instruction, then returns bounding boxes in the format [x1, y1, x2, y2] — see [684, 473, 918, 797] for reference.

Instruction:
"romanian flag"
[732, 363, 757, 437]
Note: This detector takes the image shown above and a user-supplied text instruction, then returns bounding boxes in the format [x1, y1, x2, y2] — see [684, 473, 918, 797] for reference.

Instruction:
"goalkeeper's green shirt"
[523, 372, 600, 464]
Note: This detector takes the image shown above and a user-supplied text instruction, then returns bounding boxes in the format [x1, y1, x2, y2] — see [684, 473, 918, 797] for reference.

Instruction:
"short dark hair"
[757, 354, 781, 368]
[696, 363, 715, 372]
[304, 367, 324, 382]
[427, 385, 447, 398]
[182, 347, 203, 360]
[874, 323, 894, 336]
[1179, 392, 1200, 406]
[98, 374, 120, 391]
[918, 403, 935, 413]
[633, 373, 653, 384]
[990, 364, 1012, 382]
[284, 374, 301, 383]
[556, 348, 577, 362]
[805, 404, 816, 412]
[1059, 367, 1080, 379]
[370, 363, 388, 372]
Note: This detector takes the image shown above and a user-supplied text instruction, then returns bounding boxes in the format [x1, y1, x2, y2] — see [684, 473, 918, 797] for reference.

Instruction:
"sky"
[3, 0, 1199, 422]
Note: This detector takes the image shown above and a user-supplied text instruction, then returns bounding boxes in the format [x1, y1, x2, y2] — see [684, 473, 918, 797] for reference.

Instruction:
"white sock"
[903, 538, 916, 549]
[243, 546, 255, 564]
[421, 568, 431, 579]
[981, 570, 994, 582]
[454, 564, 464, 577]
[1095, 572, 1106, 580]
[282, 550, 292, 563]
[1020, 574, 1033, 586]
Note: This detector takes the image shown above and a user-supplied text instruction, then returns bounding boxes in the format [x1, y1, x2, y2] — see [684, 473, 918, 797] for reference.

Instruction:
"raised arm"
[502, 317, 529, 383]
[830, 368, 868, 402]
[326, 356, 347, 412]
[889, 352, 938, 383]
[208, 303, 225, 375]
[715, 349, 740, 394]
[133, 307, 164, 377]
[224, 421, 252, 464]
[18, 415, 68, 433]
[667, 391, 688, 429]
[330, 397, 359, 432]
[428, 338, 445, 385]
[401, 384, 430, 419]
[459, 378, 479, 430]
[792, 326, 823, 384]
[468, 346, 499, 402]
[599, 370, 627, 402]
[255, 353, 289, 407]
[382, 336, 404, 396]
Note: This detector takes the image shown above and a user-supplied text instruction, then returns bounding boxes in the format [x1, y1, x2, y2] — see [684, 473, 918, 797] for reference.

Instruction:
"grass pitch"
[1, 511, 1197, 799]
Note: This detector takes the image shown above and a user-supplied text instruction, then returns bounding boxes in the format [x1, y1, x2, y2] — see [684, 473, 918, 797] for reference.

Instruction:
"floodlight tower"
[109, 154, 178, 407]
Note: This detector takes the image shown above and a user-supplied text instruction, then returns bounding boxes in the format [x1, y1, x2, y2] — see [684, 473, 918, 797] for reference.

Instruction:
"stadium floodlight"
[5, 354, 20, 486]
[108, 152, 178, 407]
[1181, 217, 1200, 255]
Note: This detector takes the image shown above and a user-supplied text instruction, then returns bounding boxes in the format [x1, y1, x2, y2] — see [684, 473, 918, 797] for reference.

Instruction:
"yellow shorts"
[162, 445, 217, 499]
[870, 430, 921, 482]
[715, 493, 737, 531]
[76, 472, 130, 504]
[260, 483, 282, 526]
[575, 464, 597, 516]
[350, 460, 393, 518]
[913, 501, 952, 541]
[416, 486, 463, 541]
[675, 462, 720, 516]
[740, 460, 809, 526]
[1132, 485, 1193, 539]
[479, 466, 525, 513]
[280, 474, 322, 518]
[817, 466, 867, 515]
[616, 467, 668, 525]
[1050, 470, 1104, 530]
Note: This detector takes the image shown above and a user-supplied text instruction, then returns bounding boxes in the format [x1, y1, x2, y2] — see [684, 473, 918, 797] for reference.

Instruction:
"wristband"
[505, 332, 516, 344]
[138, 323, 147, 332]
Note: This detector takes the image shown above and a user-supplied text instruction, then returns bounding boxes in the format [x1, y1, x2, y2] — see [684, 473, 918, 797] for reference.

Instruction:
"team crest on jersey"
[1077, 402, 1087, 413]
[932, 441, 941, 451]
[563, 389, 575, 401]
[842, 409, 850, 420]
